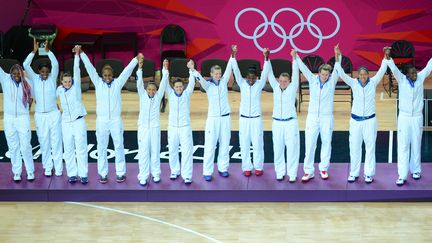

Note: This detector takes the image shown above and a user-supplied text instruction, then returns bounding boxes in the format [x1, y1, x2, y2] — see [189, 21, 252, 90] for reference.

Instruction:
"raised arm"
[156, 59, 169, 100]
[73, 48, 83, 100]
[371, 47, 391, 86]
[267, 60, 279, 89]
[221, 46, 236, 85]
[256, 48, 270, 89]
[136, 54, 145, 96]
[231, 45, 245, 86]
[80, 51, 100, 86]
[0, 65, 7, 87]
[23, 39, 39, 82]
[387, 58, 405, 83]
[45, 40, 59, 83]
[185, 59, 196, 96]
[417, 58, 432, 84]
[291, 50, 300, 90]
[136, 69, 144, 96]
[334, 45, 354, 86]
[118, 54, 140, 87]
[294, 52, 315, 82]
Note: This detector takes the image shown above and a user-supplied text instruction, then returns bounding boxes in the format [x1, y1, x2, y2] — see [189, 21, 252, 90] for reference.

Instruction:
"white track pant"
[168, 125, 193, 179]
[239, 116, 264, 171]
[62, 118, 88, 178]
[397, 115, 423, 179]
[4, 115, 34, 175]
[137, 125, 161, 180]
[203, 115, 231, 175]
[272, 119, 299, 178]
[349, 117, 377, 177]
[303, 115, 333, 174]
[35, 110, 63, 174]
[96, 117, 125, 177]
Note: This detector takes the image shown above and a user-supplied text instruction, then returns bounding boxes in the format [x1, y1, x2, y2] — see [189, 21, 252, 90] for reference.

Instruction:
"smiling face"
[173, 80, 184, 95]
[278, 73, 290, 90]
[210, 66, 222, 81]
[246, 73, 257, 85]
[39, 66, 50, 80]
[11, 68, 21, 82]
[102, 67, 114, 84]
[61, 74, 72, 89]
[406, 67, 417, 81]
[146, 83, 157, 97]
[358, 69, 369, 84]
[318, 64, 332, 83]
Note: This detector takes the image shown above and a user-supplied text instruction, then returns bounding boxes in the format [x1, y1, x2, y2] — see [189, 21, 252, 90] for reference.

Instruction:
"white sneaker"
[27, 172, 35, 181]
[152, 176, 161, 183]
[364, 175, 373, 184]
[44, 169, 52, 177]
[139, 178, 147, 186]
[412, 173, 421, 180]
[276, 175, 284, 181]
[347, 175, 358, 183]
[184, 178, 192, 184]
[396, 178, 406, 186]
[301, 173, 314, 182]
[320, 170, 329, 180]
[170, 173, 180, 180]
[13, 174, 21, 182]
[288, 176, 297, 183]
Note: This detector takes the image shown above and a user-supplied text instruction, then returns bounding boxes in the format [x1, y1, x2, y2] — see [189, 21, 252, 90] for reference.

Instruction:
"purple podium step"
[0, 163, 431, 202]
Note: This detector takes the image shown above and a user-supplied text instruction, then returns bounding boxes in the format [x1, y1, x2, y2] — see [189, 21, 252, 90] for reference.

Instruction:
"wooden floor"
[1, 75, 432, 243]
[2, 74, 430, 131]
[0, 202, 431, 242]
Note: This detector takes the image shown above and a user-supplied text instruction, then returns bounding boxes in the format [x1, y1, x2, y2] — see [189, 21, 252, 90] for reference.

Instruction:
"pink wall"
[5, 0, 432, 69]
[0, 1, 29, 32]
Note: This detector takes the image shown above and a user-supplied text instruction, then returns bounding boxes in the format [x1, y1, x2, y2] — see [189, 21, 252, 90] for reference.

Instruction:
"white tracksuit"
[192, 58, 233, 176]
[136, 68, 168, 181]
[388, 58, 432, 179]
[268, 60, 300, 178]
[24, 51, 63, 174]
[0, 67, 35, 176]
[166, 71, 195, 179]
[296, 55, 339, 175]
[56, 54, 88, 178]
[232, 58, 270, 171]
[81, 52, 137, 177]
[336, 58, 388, 177]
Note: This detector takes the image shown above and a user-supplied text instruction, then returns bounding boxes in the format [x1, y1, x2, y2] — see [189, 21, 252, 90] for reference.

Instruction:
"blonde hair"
[318, 64, 332, 73]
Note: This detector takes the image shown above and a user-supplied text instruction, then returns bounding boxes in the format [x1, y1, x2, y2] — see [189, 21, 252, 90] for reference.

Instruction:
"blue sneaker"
[218, 171, 229, 177]
[80, 177, 88, 184]
[68, 176, 78, 184]
[204, 175, 213, 182]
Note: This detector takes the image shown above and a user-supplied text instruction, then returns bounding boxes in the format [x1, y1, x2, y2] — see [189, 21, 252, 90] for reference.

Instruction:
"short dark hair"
[38, 62, 51, 71]
[403, 64, 416, 75]
[358, 66, 369, 74]
[247, 65, 258, 76]
[146, 82, 158, 89]
[173, 78, 183, 85]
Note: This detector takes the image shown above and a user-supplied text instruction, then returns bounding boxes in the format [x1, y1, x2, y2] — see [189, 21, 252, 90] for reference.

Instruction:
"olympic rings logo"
[234, 7, 340, 53]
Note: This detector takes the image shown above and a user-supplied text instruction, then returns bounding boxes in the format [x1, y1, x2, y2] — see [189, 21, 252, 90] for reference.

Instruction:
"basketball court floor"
[1, 74, 431, 242]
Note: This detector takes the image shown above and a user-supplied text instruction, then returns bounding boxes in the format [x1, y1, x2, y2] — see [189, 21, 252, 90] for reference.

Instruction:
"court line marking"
[65, 201, 222, 243]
